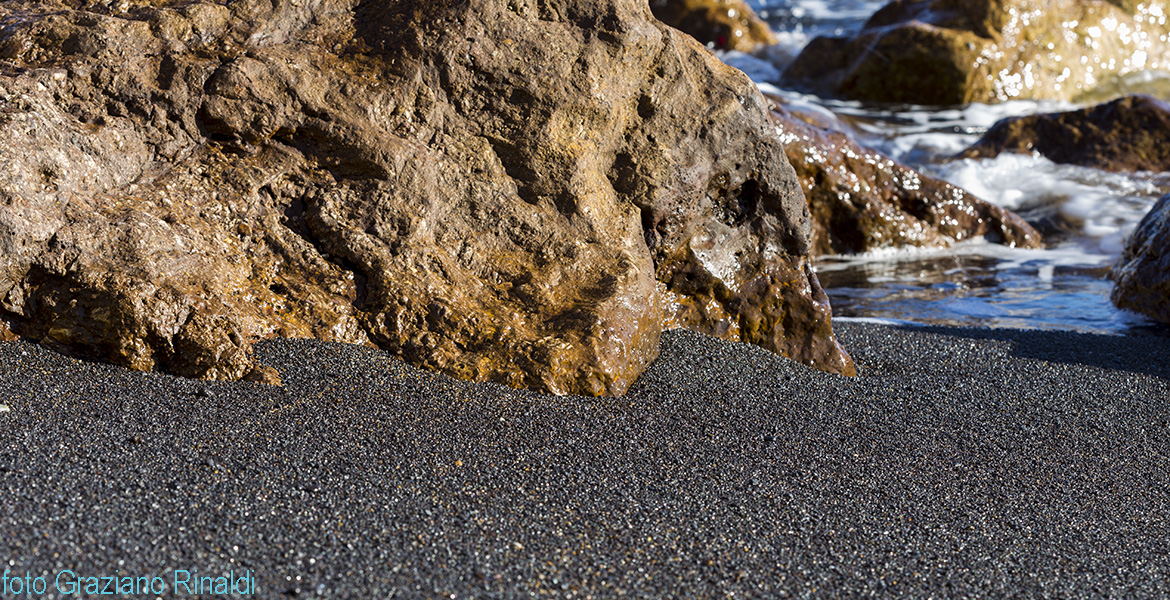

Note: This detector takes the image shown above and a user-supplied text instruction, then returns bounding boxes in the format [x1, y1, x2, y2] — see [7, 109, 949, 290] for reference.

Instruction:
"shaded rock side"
[784, 0, 1170, 105]
[1113, 194, 1170, 323]
[959, 95, 1170, 172]
[0, 0, 854, 395]
[768, 101, 1042, 255]
[649, 0, 778, 52]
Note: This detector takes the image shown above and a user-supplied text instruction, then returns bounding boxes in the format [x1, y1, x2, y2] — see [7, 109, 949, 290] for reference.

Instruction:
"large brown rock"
[1112, 194, 1170, 322]
[768, 101, 1042, 255]
[959, 95, 1170, 172]
[650, 0, 777, 52]
[784, 0, 1170, 105]
[0, 0, 854, 395]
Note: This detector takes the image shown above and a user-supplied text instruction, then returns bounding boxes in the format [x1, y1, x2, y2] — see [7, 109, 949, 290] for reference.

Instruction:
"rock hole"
[637, 94, 655, 119]
[607, 152, 638, 196]
[39, 167, 58, 192]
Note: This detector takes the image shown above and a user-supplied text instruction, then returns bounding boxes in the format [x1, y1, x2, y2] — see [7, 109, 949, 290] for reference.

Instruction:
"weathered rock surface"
[1112, 194, 1170, 322]
[650, 0, 778, 52]
[0, 0, 854, 395]
[767, 100, 1042, 255]
[959, 95, 1170, 172]
[784, 0, 1170, 105]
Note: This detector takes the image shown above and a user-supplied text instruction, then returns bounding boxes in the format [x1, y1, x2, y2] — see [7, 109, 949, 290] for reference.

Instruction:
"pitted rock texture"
[1113, 194, 1170, 323]
[649, 0, 778, 52]
[0, 0, 854, 395]
[768, 101, 1042, 255]
[959, 95, 1170, 172]
[784, 0, 1170, 105]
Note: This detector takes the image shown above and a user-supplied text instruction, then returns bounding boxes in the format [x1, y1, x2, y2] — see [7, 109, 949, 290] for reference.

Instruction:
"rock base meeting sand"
[1, 322, 1168, 597]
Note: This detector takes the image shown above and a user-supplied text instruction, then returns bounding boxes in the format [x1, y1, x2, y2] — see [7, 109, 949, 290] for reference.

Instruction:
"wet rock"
[0, 0, 853, 396]
[784, 0, 1170, 105]
[768, 100, 1042, 255]
[958, 95, 1170, 172]
[649, 0, 778, 52]
[1112, 194, 1170, 323]
[0, 320, 15, 342]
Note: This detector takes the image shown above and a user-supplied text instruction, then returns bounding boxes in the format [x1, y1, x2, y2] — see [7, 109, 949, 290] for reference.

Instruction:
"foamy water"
[736, 0, 1170, 334]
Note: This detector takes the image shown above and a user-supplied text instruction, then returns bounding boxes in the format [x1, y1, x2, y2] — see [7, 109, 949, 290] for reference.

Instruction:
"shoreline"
[1, 322, 1168, 598]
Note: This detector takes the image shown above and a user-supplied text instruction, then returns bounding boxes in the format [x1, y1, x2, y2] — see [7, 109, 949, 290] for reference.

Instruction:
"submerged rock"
[1113, 195, 1170, 323]
[649, 0, 778, 52]
[784, 0, 1170, 105]
[768, 101, 1042, 255]
[959, 95, 1170, 172]
[0, 0, 853, 395]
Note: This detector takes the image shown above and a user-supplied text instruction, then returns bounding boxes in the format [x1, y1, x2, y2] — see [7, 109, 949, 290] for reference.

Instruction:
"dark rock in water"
[1113, 194, 1170, 323]
[767, 100, 1042, 255]
[649, 0, 778, 52]
[784, 0, 1170, 105]
[0, 0, 854, 395]
[958, 95, 1170, 172]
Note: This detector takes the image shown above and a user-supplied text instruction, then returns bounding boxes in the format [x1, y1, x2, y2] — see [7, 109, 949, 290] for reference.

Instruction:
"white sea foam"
[856, 100, 1071, 133]
[932, 154, 1167, 255]
[750, 0, 885, 23]
[752, 33, 812, 70]
[833, 316, 926, 327]
[848, 100, 1074, 163]
[814, 240, 1114, 276]
[718, 51, 783, 84]
[756, 84, 870, 137]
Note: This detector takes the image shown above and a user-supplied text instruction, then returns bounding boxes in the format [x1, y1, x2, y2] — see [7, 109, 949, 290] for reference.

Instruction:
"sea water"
[728, 0, 1170, 334]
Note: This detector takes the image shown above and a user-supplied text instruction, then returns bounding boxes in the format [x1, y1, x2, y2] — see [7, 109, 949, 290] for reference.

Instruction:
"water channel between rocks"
[732, 0, 1170, 335]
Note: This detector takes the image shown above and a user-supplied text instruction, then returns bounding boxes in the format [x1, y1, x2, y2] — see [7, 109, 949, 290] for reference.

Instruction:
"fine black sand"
[2, 322, 1169, 598]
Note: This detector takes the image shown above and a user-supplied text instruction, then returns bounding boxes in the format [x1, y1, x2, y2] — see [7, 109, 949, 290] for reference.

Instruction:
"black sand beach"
[2, 322, 1169, 598]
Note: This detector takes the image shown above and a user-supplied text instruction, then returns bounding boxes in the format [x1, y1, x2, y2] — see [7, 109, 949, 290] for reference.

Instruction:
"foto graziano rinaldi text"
[2, 568, 255, 596]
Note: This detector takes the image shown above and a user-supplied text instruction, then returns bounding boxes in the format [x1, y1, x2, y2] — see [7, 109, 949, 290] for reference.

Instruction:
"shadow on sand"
[901, 323, 1170, 381]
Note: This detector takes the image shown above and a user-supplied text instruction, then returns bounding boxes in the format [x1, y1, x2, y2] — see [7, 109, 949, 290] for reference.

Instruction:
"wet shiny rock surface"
[1113, 194, 1170, 323]
[784, 0, 1170, 105]
[769, 101, 1042, 255]
[650, 0, 779, 52]
[0, 0, 854, 395]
